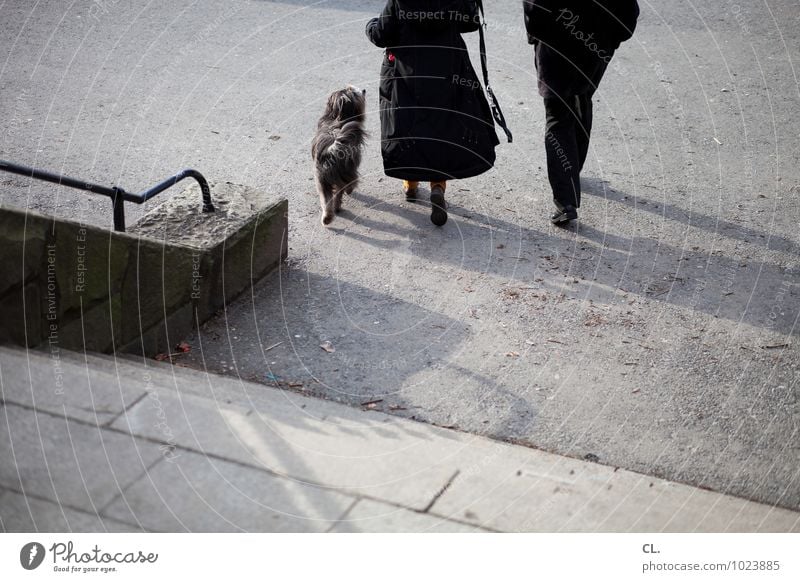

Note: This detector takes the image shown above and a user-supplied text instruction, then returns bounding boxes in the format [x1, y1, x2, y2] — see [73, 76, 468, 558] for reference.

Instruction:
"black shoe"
[430, 186, 448, 226]
[404, 186, 418, 201]
[551, 205, 578, 225]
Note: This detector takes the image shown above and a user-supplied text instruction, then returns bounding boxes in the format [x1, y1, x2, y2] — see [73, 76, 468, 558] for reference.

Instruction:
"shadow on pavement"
[340, 188, 798, 337]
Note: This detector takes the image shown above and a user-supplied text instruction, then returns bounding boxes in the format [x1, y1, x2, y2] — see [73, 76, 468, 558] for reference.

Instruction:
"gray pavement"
[2, 345, 797, 532]
[1, 1, 798, 513]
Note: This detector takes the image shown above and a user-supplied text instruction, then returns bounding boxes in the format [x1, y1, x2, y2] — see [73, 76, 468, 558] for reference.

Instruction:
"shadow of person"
[582, 176, 800, 256]
[572, 203, 799, 338]
[342, 187, 798, 337]
[192, 260, 540, 428]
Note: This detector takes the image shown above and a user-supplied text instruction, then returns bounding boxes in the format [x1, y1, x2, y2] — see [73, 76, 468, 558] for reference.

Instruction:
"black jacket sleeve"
[610, 1, 640, 47]
[522, 0, 557, 46]
[366, 1, 399, 48]
[522, 0, 639, 50]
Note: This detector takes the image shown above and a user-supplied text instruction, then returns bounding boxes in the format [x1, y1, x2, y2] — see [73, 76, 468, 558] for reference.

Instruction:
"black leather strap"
[477, 0, 513, 143]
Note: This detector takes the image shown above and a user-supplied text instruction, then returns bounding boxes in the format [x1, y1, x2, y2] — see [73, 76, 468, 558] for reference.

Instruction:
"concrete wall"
[0, 186, 287, 356]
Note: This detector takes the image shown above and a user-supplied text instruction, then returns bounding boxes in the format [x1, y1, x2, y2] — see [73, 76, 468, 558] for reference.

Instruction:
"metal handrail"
[0, 159, 215, 232]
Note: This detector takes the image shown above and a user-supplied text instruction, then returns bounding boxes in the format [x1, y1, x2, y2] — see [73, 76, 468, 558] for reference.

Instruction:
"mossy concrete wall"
[0, 183, 287, 356]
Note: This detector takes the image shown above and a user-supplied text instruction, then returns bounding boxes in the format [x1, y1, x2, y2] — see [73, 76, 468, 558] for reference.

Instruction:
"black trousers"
[543, 92, 594, 210]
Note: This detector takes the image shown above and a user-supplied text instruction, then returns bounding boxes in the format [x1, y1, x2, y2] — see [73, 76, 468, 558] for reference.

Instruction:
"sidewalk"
[1, 346, 797, 533]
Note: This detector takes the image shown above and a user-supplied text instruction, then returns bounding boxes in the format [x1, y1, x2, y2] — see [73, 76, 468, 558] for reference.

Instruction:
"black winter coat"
[367, 0, 500, 182]
[522, 0, 640, 97]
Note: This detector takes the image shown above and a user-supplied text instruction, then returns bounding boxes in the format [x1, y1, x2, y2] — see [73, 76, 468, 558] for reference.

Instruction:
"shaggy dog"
[311, 86, 367, 225]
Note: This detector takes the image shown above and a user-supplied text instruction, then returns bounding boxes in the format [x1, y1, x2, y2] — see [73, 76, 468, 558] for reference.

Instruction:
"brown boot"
[402, 180, 419, 201]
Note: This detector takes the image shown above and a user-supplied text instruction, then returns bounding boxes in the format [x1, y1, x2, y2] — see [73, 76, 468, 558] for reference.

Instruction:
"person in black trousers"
[523, 1, 640, 224]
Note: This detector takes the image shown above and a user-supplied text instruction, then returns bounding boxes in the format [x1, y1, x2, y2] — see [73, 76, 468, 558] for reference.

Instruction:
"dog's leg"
[317, 177, 336, 225]
[345, 178, 358, 196]
[335, 178, 357, 214]
[333, 190, 343, 214]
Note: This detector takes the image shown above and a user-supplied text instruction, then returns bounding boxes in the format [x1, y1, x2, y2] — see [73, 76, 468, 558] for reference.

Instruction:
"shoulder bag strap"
[477, 0, 513, 143]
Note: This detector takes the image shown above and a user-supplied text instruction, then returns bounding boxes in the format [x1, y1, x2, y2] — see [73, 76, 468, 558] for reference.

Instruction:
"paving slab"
[111, 384, 464, 511]
[0, 404, 163, 512]
[0, 347, 147, 425]
[431, 440, 800, 533]
[0, 488, 139, 533]
[329, 499, 485, 533]
[101, 449, 354, 532]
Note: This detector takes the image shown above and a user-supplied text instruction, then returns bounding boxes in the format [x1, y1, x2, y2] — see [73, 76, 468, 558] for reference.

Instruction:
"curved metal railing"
[0, 159, 215, 232]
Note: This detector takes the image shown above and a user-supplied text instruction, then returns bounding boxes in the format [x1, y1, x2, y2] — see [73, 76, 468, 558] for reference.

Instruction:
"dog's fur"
[312, 86, 367, 225]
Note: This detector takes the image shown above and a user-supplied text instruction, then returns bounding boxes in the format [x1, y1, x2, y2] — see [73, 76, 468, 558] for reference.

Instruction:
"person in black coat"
[523, 0, 639, 224]
[367, 0, 500, 226]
